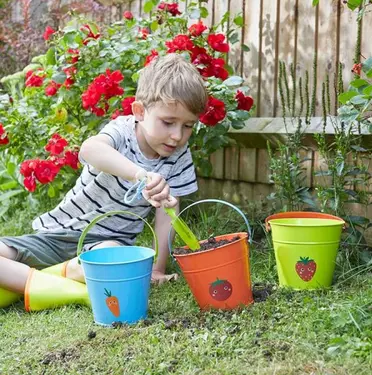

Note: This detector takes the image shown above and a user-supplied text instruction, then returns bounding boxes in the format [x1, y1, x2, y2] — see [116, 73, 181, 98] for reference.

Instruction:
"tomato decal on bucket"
[209, 278, 233, 301]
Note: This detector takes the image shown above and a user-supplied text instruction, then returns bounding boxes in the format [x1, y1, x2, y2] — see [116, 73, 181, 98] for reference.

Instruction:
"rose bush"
[0, 0, 253, 213]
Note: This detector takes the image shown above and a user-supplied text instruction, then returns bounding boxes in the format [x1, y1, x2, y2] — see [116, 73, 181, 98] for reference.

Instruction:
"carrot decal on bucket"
[104, 288, 120, 317]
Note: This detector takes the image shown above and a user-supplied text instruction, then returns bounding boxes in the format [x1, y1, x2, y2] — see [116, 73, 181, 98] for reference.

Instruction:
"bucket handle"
[168, 199, 252, 254]
[76, 210, 158, 261]
[265, 211, 346, 232]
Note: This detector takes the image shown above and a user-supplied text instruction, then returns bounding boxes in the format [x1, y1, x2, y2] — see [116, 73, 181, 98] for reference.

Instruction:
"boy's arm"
[79, 135, 177, 208]
[79, 135, 143, 182]
[151, 199, 179, 283]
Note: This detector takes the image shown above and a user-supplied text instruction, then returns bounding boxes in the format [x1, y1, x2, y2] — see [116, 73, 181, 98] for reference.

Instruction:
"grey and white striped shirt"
[32, 115, 198, 244]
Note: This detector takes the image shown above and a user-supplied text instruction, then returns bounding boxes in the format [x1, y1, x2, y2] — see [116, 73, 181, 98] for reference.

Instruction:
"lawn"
[0, 203, 371, 375]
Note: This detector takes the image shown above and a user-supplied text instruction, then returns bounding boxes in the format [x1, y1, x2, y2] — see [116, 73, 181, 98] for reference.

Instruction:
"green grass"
[0, 204, 371, 374]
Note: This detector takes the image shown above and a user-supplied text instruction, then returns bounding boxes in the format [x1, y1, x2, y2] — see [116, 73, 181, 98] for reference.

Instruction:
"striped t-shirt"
[32, 115, 198, 244]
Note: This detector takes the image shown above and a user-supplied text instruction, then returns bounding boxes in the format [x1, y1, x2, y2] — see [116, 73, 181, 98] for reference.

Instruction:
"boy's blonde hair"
[136, 53, 208, 115]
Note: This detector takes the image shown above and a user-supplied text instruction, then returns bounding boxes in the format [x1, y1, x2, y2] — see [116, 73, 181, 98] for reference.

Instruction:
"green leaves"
[338, 91, 358, 104]
[223, 76, 244, 87]
[51, 71, 67, 85]
[233, 14, 243, 26]
[144, 1, 155, 13]
[346, 0, 362, 11]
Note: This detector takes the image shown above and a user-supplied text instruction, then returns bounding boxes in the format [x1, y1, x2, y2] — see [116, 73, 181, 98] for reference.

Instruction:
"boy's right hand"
[141, 172, 177, 208]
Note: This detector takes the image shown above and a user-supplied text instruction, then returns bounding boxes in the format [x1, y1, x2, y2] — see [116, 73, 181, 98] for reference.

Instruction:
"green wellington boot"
[42, 260, 69, 277]
[0, 287, 21, 308]
[24, 269, 91, 312]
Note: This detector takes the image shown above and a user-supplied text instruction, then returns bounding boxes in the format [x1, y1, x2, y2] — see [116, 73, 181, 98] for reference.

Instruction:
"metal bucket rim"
[79, 245, 155, 266]
[269, 218, 345, 228]
[173, 232, 248, 259]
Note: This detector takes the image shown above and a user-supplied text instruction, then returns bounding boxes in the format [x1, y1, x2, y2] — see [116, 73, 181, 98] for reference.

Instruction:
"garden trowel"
[163, 206, 201, 251]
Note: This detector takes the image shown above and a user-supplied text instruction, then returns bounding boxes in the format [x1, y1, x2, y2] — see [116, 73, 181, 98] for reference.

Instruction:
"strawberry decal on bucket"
[209, 278, 233, 301]
[104, 288, 120, 317]
[295, 257, 317, 281]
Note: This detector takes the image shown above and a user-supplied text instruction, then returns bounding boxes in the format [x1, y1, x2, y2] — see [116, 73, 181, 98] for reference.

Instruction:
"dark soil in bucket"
[173, 235, 241, 255]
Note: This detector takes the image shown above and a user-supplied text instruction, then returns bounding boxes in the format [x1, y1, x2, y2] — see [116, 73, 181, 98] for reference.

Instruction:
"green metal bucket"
[266, 212, 345, 289]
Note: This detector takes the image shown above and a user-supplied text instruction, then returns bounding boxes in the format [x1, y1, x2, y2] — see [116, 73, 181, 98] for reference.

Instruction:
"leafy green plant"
[315, 61, 372, 266]
[0, 0, 254, 212]
[267, 61, 315, 211]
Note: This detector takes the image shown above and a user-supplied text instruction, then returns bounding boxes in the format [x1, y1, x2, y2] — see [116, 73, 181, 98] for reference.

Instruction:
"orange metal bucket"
[170, 199, 253, 310]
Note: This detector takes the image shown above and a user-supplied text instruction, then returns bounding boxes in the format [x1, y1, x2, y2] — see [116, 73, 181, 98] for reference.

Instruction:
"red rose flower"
[34, 160, 60, 184]
[123, 10, 133, 20]
[111, 109, 123, 119]
[81, 24, 100, 45]
[207, 34, 229, 53]
[121, 97, 135, 115]
[43, 26, 56, 41]
[45, 81, 61, 96]
[20, 159, 39, 178]
[158, 2, 181, 16]
[199, 96, 226, 126]
[64, 150, 79, 170]
[20, 159, 41, 192]
[82, 69, 124, 116]
[235, 91, 254, 111]
[190, 46, 211, 64]
[145, 50, 159, 66]
[199, 58, 229, 80]
[50, 155, 66, 167]
[166, 34, 193, 53]
[352, 63, 362, 76]
[188, 21, 207, 37]
[24, 175, 37, 192]
[0, 123, 9, 145]
[45, 134, 68, 155]
[25, 70, 45, 87]
[139, 27, 149, 39]
[67, 49, 79, 64]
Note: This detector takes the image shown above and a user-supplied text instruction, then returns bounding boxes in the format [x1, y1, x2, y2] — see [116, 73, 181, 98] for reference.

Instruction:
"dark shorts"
[0, 231, 130, 269]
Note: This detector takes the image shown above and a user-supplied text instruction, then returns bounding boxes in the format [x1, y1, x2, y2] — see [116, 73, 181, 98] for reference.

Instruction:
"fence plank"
[339, 2, 359, 92]
[228, 0, 243, 75]
[256, 148, 271, 184]
[214, 0, 228, 28]
[243, 0, 261, 118]
[130, 0, 142, 18]
[316, 0, 339, 116]
[275, 0, 297, 118]
[203, 0, 214, 27]
[295, 1, 317, 117]
[210, 149, 225, 179]
[224, 147, 240, 180]
[239, 148, 256, 182]
[361, 9, 372, 60]
[259, 0, 278, 117]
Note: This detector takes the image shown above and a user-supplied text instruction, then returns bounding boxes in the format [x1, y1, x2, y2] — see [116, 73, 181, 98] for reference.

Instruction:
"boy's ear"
[132, 101, 145, 121]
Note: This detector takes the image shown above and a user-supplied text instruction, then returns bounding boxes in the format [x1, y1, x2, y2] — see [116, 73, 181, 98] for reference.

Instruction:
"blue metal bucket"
[80, 246, 155, 326]
[77, 210, 158, 326]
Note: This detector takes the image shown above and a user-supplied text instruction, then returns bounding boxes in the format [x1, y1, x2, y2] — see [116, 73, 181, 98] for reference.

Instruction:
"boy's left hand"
[151, 270, 178, 284]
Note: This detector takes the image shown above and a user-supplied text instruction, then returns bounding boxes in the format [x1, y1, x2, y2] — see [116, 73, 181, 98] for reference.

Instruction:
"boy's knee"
[0, 242, 17, 260]
[91, 241, 122, 250]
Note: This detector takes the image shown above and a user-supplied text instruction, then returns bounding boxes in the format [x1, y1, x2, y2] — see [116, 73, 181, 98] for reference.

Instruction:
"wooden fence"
[101, 0, 372, 118]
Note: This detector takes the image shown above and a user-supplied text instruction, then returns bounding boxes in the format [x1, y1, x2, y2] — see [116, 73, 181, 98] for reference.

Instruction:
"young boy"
[0, 53, 208, 311]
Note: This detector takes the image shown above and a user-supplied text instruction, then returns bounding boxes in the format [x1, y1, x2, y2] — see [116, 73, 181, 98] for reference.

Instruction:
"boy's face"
[133, 101, 198, 159]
